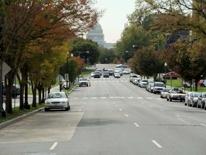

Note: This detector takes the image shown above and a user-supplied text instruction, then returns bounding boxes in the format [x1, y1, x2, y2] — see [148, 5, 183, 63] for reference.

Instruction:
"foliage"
[99, 47, 116, 64]
[71, 38, 100, 65]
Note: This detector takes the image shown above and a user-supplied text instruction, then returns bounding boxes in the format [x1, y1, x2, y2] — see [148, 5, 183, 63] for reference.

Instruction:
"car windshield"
[48, 93, 66, 98]
[154, 83, 165, 87]
[193, 93, 200, 97]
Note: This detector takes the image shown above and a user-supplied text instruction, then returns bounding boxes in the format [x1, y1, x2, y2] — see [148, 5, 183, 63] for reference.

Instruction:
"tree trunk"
[23, 64, 29, 109]
[31, 82, 37, 108]
[41, 88, 45, 103]
[17, 73, 24, 110]
[38, 87, 42, 104]
[5, 72, 15, 114]
[195, 79, 198, 92]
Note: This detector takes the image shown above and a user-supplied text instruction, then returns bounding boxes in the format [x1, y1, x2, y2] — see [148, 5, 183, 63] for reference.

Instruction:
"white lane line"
[137, 97, 143, 100]
[124, 114, 129, 117]
[134, 122, 140, 128]
[152, 140, 162, 149]
[128, 97, 134, 99]
[119, 108, 123, 112]
[200, 123, 206, 127]
[101, 97, 106, 99]
[50, 142, 58, 151]
[91, 97, 97, 100]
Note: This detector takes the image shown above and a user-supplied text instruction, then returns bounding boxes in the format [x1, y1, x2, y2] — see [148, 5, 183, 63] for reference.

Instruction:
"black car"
[103, 71, 110, 78]
[93, 71, 101, 78]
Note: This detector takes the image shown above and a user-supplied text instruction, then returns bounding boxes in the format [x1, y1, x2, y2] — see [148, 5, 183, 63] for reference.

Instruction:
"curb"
[0, 107, 44, 129]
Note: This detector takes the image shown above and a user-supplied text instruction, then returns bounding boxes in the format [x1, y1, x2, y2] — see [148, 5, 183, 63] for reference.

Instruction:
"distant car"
[167, 88, 185, 102]
[114, 72, 121, 78]
[138, 80, 148, 88]
[185, 92, 201, 107]
[90, 72, 95, 77]
[108, 69, 114, 76]
[78, 78, 91, 87]
[45, 92, 70, 111]
[160, 88, 170, 98]
[146, 82, 154, 92]
[93, 71, 101, 78]
[197, 93, 206, 108]
[123, 68, 131, 74]
[153, 82, 166, 94]
[103, 71, 110, 78]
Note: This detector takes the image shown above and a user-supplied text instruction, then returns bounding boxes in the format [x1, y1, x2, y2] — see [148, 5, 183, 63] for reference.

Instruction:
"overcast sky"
[94, 0, 136, 43]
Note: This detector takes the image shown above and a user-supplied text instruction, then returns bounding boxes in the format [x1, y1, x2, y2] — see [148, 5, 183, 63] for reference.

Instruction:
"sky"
[94, 0, 136, 43]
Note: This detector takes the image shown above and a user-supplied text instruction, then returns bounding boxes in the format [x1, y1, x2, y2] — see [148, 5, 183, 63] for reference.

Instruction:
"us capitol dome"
[86, 23, 114, 49]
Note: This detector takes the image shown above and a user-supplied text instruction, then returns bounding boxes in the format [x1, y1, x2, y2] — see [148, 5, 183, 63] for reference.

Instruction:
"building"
[86, 23, 114, 49]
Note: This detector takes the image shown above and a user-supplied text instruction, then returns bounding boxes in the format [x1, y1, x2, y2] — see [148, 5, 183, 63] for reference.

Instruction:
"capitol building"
[86, 23, 114, 49]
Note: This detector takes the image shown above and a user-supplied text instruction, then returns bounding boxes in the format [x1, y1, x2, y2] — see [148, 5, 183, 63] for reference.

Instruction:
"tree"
[0, 0, 98, 113]
[71, 38, 100, 65]
[99, 47, 116, 64]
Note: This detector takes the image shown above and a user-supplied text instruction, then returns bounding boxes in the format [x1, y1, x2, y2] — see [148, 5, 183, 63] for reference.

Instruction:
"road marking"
[50, 142, 58, 151]
[91, 97, 97, 100]
[137, 97, 143, 99]
[119, 108, 123, 112]
[128, 97, 134, 99]
[134, 122, 140, 128]
[124, 114, 129, 117]
[100, 97, 106, 99]
[152, 140, 162, 149]
[200, 123, 206, 127]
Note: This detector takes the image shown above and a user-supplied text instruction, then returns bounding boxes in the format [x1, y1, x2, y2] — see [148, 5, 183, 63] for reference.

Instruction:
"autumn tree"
[0, 0, 98, 114]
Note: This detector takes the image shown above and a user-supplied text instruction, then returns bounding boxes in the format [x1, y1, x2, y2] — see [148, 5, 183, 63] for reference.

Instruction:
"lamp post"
[164, 62, 172, 88]
[164, 62, 167, 85]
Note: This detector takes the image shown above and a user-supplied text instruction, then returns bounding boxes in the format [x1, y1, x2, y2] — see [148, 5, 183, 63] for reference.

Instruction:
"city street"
[1, 75, 206, 155]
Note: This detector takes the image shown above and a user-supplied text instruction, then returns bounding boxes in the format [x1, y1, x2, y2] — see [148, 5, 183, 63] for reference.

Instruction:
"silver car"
[185, 92, 201, 107]
[45, 92, 70, 111]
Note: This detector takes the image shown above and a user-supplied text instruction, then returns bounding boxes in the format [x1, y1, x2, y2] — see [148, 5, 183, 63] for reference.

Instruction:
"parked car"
[167, 88, 185, 102]
[197, 93, 206, 108]
[45, 92, 70, 111]
[153, 82, 166, 94]
[123, 68, 131, 74]
[138, 80, 148, 88]
[146, 82, 154, 92]
[129, 74, 139, 83]
[185, 92, 201, 107]
[160, 88, 170, 98]
[78, 78, 91, 87]
[90, 72, 95, 77]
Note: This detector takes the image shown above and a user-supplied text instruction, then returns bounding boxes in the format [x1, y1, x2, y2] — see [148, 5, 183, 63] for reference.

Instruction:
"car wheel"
[169, 98, 172, 102]
[45, 108, 49, 112]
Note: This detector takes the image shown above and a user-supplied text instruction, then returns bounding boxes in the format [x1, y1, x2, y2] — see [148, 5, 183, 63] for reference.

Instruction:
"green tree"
[71, 38, 100, 65]
[99, 47, 116, 64]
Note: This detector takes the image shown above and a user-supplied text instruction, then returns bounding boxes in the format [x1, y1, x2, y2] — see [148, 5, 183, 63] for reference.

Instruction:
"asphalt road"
[1, 75, 206, 155]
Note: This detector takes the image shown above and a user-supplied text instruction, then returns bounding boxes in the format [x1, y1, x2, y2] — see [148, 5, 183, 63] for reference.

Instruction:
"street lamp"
[164, 62, 172, 88]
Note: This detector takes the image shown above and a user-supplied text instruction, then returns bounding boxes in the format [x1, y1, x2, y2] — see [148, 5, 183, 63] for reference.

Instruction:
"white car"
[114, 72, 121, 78]
[45, 92, 70, 111]
[78, 78, 91, 87]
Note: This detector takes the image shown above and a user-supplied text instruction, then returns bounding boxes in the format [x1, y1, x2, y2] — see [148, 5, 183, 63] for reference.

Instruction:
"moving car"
[167, 88, 185, 102]
[93, 71, 101, 78]
[103, 71, 110, 78]
[45, 92, 70, 111]
[114, 72, 121, 78]
[78, 78, 91, 87]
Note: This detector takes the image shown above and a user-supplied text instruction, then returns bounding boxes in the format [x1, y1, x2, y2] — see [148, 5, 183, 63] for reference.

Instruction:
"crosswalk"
[70, 96, 162, 101]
